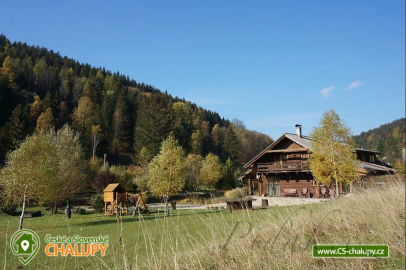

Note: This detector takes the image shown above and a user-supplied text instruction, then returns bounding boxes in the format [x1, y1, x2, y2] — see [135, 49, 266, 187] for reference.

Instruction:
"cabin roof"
[242, 132, 385, 170]
[358, 161, 395, 173]
[285, 133, 313, 149]
[103, 183, 122, 192]
[243, 133, 312, 168]
[355, 148, 380, 154]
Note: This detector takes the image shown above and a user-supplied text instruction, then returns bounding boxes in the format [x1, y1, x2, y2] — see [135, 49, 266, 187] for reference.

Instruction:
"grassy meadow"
[0, 182, 404, 270]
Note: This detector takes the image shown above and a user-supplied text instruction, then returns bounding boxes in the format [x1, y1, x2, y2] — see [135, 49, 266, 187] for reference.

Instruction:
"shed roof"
[103, 183, 122, 192]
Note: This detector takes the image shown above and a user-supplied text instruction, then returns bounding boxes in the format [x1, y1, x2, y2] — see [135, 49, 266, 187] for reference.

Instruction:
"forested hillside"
[354, 118, 405, 165]
[0, 35, 272, 166]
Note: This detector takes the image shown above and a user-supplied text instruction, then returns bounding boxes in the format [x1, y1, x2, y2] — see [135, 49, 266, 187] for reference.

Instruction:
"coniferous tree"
[217, 157, 236, 190]
[134, 94, 171, 157]
[0, 72, 17, 125]
[171, 102, 193, 151]
[7, 104, 28, 150]
[223, 126, 241, 164]
[0, 35, 273, 166]
[184, 154, 203, 190]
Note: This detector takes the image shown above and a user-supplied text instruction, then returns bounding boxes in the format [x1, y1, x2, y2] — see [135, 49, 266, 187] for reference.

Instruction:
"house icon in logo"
[10, 229, 40, 265]
[15, 233, 35, 254]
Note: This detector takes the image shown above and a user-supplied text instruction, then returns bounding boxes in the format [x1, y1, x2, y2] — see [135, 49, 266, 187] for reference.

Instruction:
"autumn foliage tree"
[0, 131, 57, 229]
[148, 135, 185, 216]
[200, 153, 222, 188]
[310, 110, 359, 197]
[0, 125, 86, 228]
[35, 107, 54, 132]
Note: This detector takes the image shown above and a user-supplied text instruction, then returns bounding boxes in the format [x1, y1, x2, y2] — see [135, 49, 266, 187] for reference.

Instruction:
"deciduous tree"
[0, 131, 58, 229]
[200, 153, 222, 188]
[73, 96, 95, 130]
[35, 107, 55, 132]
[310, 110, 359, 197]
[91, 125, 102, 158]
[44, 125, 86, 212]
[148, 135, 185, 216]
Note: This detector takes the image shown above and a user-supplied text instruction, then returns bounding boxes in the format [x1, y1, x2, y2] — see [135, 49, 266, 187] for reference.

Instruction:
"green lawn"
[1, 185, 404, 270]
[0, 204, 310, 269]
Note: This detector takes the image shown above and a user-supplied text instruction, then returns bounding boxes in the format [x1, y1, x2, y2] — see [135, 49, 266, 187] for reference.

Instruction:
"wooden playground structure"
[103, 183, 148, 216]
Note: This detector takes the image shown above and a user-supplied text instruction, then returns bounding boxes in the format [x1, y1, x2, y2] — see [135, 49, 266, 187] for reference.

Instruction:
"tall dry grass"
[111, 181, 405, 270]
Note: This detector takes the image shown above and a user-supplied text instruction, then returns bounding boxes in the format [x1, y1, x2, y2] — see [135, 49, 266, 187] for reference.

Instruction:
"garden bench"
[282, 188, 298, 197]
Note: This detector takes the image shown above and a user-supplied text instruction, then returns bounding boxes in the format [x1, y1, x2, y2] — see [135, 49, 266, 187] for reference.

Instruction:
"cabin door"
[267, 176, 280, 197]
[252, 181, 258, 195]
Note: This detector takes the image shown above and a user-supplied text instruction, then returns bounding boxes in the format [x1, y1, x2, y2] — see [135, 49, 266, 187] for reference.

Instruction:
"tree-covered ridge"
[353, 118, 405, 164]
[0, 35, 272, 165]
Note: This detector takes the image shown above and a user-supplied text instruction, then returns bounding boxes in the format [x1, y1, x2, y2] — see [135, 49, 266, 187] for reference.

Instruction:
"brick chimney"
[295, 124, 302, 137]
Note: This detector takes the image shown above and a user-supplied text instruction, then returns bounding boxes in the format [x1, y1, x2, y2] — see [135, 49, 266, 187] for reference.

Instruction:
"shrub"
[0, 203, 17, 215]
[224, 187, 248, 199]
[91, 193, 104, 213]
[73, 207, 86, 215]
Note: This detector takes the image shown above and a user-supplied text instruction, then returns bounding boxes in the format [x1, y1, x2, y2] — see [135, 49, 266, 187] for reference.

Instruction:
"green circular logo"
[10, 229, 40, 265]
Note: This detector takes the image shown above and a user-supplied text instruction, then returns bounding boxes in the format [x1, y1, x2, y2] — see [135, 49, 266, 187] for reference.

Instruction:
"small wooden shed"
[103, 183, 127, 215]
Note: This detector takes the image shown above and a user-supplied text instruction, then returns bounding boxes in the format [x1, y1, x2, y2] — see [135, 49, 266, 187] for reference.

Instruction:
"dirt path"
[147, 196, 328, 211]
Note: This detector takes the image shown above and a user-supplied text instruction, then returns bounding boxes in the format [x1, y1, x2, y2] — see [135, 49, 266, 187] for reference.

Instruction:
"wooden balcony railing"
[257, 161, 310, 173]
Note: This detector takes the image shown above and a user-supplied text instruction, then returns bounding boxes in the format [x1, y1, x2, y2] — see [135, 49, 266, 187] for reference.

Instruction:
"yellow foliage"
[310, 110, 360, 191]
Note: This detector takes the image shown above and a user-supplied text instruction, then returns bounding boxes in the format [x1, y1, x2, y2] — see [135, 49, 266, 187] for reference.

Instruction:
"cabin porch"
[247, 172, 327, 198]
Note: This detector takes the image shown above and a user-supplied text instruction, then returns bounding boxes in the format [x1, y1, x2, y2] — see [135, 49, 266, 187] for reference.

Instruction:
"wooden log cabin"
[240, 125, 395, 197]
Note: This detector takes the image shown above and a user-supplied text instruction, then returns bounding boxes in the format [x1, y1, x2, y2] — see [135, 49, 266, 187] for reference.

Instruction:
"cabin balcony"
[257, 161, 310, 173]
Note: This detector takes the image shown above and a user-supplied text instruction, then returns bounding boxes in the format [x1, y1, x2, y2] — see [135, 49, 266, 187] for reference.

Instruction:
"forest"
[353, 118, 405, 166]
[0, 35, 272, 193]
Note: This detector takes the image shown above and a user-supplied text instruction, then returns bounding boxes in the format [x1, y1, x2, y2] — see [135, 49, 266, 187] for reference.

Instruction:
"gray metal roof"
[358, 162, 395, 173]
[284, 133, 313, 149]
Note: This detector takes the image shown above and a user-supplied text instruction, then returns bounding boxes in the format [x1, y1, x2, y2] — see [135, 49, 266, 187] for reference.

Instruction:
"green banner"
[313, 245, 389, 258]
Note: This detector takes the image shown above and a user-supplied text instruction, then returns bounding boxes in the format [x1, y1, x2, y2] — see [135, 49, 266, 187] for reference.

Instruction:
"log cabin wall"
[272, 138, 302, 150]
